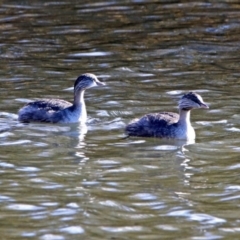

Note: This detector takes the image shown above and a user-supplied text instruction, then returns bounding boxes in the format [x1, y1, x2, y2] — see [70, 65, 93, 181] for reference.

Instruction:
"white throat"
[178, 109, 195, 140]
[178, 109, 191, 126]
[72, 90, 87, 123]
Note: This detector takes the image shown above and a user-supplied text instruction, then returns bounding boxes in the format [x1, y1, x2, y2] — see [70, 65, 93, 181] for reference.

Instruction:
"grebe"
[18, 73, 105, 123]
[125, 92, 208, 140]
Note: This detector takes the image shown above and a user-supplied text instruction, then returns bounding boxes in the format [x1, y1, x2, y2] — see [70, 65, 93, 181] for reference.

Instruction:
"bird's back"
[18, 99, 72, 123]
[126, 112, 180, 138]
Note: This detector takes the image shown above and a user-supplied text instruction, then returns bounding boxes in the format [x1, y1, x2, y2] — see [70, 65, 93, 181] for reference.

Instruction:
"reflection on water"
[0, 0, 240, 239]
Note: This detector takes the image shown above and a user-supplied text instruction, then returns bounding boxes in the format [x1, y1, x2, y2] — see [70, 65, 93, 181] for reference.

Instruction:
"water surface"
[1, 1, 240, 239]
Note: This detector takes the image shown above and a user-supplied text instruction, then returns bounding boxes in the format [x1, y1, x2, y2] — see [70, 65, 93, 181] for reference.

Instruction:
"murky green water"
[1, 0, 240, 239]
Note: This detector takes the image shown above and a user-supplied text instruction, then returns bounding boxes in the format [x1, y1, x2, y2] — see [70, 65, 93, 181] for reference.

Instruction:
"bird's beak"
[200, 103, 209, 109]
[96, 80, 106, 86]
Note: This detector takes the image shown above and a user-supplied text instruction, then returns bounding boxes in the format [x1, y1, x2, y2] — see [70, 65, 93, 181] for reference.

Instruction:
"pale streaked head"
[178, 92, 209, 110]
[74, 73, 105, 93]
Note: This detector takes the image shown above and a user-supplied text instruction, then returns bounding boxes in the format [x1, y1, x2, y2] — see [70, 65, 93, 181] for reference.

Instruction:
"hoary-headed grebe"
[18, 73, 105, 124]
[125, 92, 208, 140]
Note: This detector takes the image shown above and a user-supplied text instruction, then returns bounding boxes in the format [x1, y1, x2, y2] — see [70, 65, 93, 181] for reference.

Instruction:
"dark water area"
[1, 0, 240, 239]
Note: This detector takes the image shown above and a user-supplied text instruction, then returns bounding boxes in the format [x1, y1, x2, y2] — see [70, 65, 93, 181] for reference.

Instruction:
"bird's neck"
[73, 90, 85, 107]
[178, 108, 191, 126]
[72, 90, 87, 122]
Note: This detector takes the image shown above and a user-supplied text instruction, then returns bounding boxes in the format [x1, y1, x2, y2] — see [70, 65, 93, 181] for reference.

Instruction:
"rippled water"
[1, 1, 240, 239]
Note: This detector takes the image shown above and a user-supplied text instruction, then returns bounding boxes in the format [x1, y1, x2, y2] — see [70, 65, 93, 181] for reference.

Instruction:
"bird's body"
[19, 99, 84, 123]
[126, 92, 208, 140]
[18, 73, 105, 124]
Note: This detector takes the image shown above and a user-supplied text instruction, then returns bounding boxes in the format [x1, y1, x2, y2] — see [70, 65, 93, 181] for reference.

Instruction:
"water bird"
[125, 92, 208, 140]
[18, 73, 105, 124]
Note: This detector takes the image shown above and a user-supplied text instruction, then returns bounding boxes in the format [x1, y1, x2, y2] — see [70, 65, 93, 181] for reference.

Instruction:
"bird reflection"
[74, 123, 89, 163]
